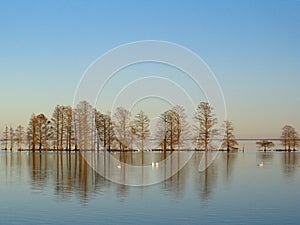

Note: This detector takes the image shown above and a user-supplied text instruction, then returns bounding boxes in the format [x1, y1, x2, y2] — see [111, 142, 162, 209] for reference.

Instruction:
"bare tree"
[113, 107, 131, 151]
[167, 109, 175, 151]
[128, 121, 135, 151]
[64, 106, 74, 151]
[95, 110, 115, 151]
[172, 105, 190, 150]
[15, 125, 25, 151]
[156, 106, 189, 151]
[132, 111, 150, 151]
[9, 125, 14, 151]
[194, 102, 218, 150]
[51, 105, 62, 150]
[281, 125, 299, 151]
[27, 113, 51, 151]
[27, 114, 37, 151]
[156, 110, 168, 151]
[1, 125, 9, 150]
[256, 140, 274, 152]
[36, 114, 51, 150]
[74, 101, 94, 150]
[221, 121, 238, 152]
[51, 105, 74, 150]
[156, 109, 175, 151]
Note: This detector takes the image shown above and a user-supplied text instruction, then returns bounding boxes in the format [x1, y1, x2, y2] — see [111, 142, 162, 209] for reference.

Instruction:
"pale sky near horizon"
[0, 0, 299, 139]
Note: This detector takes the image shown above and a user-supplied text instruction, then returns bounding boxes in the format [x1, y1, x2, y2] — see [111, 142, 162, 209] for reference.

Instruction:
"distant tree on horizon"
[221, 120, 238, 152]
[256, 140, 274, 152]
[281, 125, 299, 151]
[194, 102, 218, 151]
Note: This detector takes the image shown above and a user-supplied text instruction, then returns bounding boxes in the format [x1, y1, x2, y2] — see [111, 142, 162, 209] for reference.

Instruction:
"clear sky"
[0, 0, 299, 138]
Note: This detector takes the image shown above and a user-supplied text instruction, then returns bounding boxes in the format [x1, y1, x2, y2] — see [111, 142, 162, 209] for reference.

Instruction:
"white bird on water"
[151, 162, 159, 168]
[258, 162, 264, 167]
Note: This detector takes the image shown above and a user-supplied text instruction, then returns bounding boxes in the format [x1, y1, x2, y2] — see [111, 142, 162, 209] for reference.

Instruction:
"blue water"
[0, 151, 299, 224]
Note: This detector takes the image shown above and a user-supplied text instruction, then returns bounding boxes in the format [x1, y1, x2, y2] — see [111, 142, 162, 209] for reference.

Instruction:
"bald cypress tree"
[194, 102, 218, 151]
[113, 107, 131, 151]
[95, 110, 115, 151]
[15, 125, 25, 151]
[221, 121, 238, 151]
[1, 125, 9, 150]
[281, 125, 299, 151]
[132, 110, 150, 151]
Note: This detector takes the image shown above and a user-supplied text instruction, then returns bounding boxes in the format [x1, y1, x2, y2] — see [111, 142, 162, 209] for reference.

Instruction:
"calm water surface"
[0, 150, 299, 225]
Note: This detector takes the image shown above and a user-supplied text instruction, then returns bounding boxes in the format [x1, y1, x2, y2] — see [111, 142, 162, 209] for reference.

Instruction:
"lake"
[0, 149, 299, 224]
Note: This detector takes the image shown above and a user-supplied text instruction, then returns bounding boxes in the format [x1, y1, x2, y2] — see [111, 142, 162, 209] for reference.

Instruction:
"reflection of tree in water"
[28, 152, 49, 188]
[282, 152, 298, 177]
[256, 152, 273, 165]
[221, 152, 238, 182]
[194, 153, 218, 202]
[27, 152, 106, 203]
[163, 151, 190, 199]
[4, 151, 235, 203]
[115, 184, 129, 200]
[1, 152, 22, 177]
[112, 151, 190, 198]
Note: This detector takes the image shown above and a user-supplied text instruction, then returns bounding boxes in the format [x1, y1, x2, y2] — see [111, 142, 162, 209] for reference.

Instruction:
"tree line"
[255, 125, 299, 152]
[1, 101, 299, 151]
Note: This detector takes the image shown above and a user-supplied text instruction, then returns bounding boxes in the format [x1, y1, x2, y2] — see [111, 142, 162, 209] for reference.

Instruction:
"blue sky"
[0, 0, 299, 138]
